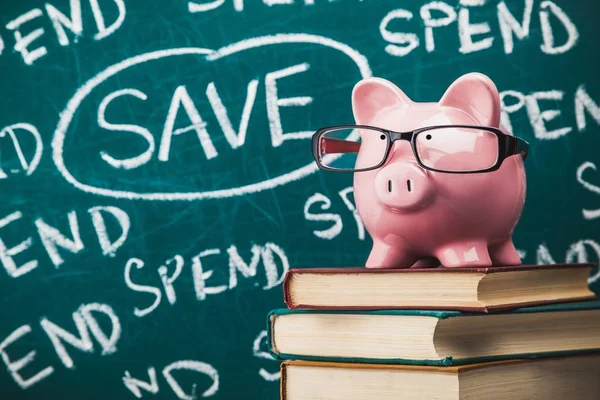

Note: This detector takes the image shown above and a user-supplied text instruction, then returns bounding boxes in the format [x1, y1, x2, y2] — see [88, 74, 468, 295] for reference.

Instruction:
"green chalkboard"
[0, 0, 599, 399]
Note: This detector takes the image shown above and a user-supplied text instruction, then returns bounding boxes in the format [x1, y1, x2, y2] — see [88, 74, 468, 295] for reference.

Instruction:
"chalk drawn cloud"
[52, 34, 372, 200]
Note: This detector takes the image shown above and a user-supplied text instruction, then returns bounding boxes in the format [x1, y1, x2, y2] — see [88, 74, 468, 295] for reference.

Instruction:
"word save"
[98, 62, 312, 170]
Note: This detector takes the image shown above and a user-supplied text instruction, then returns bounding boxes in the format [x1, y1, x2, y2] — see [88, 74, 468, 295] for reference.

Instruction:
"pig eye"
[380, 135, 385, 140]
[426, 134, 432, 140]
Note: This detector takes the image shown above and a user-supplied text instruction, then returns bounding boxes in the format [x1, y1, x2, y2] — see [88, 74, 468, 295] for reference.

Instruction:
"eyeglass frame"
[312, 124, 530, 174]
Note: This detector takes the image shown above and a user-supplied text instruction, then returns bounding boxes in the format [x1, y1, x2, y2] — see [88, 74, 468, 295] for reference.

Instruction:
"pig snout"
[374, 163, 433, 212]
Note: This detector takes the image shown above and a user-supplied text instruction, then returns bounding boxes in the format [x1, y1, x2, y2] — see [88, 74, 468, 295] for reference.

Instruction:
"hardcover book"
[268, 301, 600, 365]
[280, 354, 600, 400]
[283, 263, 596, 311]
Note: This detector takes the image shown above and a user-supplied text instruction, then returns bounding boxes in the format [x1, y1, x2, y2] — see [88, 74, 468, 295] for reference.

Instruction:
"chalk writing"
[536, 239, 600, 283]
[577, 162, 600, 220]
[253, 330, 279, 382]
[123, 360, 219, 399]
[0, 123, 42, 179]
[500, 84, 599, 140]
[52, 34, 371, 200]
[0, 1, 598, 398]
[304, 186, 365, 240]
[187, 0, 355, 13]
[1, 0, 126, 65]
[1, 302, 121, 389]
[0, 206, 130, 278]
[380, 0, 579, 57]
[124, 242, 289, 317]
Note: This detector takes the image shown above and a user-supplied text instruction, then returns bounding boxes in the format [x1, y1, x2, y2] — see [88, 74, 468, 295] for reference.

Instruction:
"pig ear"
[352, 78, 412, 125]
[439, 73, 501, 127]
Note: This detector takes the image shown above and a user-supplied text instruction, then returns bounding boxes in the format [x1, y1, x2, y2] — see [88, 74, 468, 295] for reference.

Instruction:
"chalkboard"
[0, 0, 598, 399]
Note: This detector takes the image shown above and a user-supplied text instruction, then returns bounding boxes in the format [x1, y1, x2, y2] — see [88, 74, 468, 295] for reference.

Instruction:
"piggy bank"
[314, 73, 528, 268]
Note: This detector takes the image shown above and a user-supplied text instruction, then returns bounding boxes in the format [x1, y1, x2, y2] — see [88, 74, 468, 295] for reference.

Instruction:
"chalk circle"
[52, 34, 372, 200]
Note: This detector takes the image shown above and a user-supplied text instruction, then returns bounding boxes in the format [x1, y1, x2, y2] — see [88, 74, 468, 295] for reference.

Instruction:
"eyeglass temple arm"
[515, 137, 529, 160]
[320, 137, 361, 154]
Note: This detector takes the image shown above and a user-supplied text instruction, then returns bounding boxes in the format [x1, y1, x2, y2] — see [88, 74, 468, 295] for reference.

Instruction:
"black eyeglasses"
[312, 125, 529, 174]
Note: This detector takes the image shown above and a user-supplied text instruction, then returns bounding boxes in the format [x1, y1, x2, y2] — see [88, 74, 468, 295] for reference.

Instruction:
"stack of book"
[267, 264, 600, 399]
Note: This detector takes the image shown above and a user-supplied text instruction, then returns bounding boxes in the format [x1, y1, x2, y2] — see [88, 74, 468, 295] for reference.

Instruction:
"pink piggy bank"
[313, 73, 529, 268]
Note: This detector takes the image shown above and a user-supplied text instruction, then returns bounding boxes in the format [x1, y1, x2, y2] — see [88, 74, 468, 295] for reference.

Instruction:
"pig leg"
[489, 239, 522, 266]
[435, 242, 492, 268]
[366, 241, 417, 269]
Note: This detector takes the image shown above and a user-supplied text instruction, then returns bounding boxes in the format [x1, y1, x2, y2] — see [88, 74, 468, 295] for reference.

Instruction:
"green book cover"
[267, 300, 600, 366]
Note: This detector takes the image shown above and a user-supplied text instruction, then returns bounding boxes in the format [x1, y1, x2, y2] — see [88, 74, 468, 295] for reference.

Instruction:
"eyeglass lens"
[416, 127, 499, 172]
[317, 126, 500, 172]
